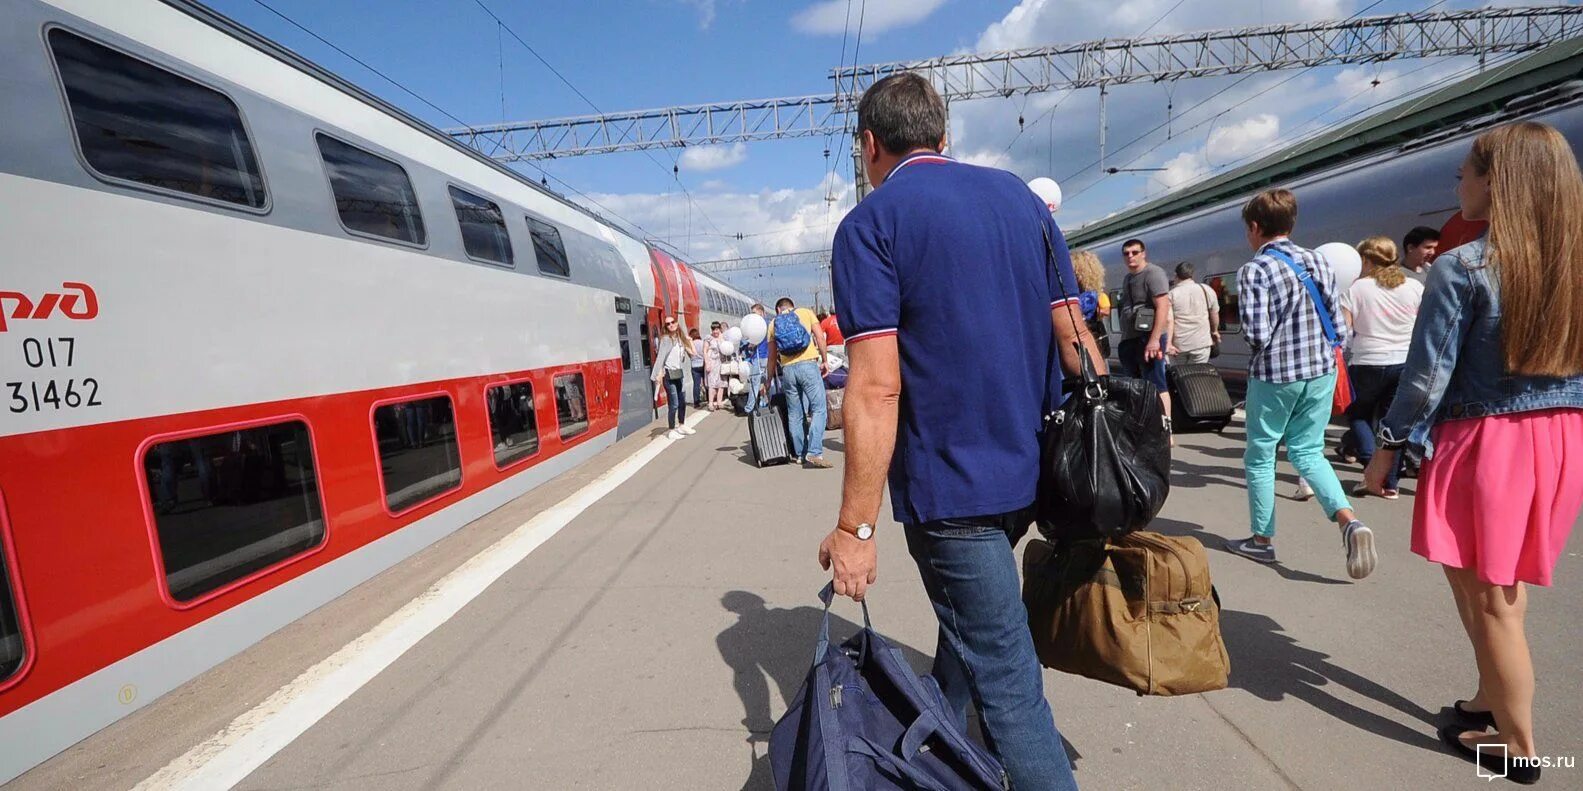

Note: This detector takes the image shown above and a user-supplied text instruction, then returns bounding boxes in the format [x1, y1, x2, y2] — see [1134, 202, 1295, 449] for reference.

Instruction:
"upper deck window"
[527, 216, 570, 277]
[49, 29, 266, 209]
[449, 186, 513, 266]
[317, 134, 426, 246]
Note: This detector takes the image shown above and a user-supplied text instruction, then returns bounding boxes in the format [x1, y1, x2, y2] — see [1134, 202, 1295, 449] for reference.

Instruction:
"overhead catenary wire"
[245, 0, 669, 245]
[1058, 0, 1397, 201]
[469, 0, 727, 245]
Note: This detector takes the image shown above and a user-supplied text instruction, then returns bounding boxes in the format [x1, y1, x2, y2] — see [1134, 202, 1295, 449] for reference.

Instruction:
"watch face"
[856, 524, 875, 540]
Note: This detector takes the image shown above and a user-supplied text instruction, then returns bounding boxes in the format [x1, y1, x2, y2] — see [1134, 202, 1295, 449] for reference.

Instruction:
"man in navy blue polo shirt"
[820, 73, 1103, 790]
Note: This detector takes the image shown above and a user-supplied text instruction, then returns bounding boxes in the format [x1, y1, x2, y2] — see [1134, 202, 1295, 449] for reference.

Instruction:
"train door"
[646, 249, 677, 412]
[614, 296, 653, 439]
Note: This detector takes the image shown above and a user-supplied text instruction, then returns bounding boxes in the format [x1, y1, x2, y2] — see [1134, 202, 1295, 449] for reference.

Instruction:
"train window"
[372, 395, 462, 513]
[449, 186, 513, 266]
[639, 322, 653, 367]
[485, 382, 540, 468]
[554, 373, 590, 440]
[142, 421, 325, 602]
[1206, 273, 1242, 334]
[316, 133, 426, 246]
[0, 531, 23, 682]
[49, 29, 266, 209]
[619, 321, 632, 371]
[1106, 289, 1124, 336]
[527, 216, 570, 277]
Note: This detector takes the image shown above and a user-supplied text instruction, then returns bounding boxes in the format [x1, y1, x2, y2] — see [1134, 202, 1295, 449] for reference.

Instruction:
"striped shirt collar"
[885, 151, 954, 181]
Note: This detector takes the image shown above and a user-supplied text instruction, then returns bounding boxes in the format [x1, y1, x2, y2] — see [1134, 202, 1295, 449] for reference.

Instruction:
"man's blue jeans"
[904, 511, 1079, 791]
[745, 358, 767, 413]
[779, 359, 826, 459]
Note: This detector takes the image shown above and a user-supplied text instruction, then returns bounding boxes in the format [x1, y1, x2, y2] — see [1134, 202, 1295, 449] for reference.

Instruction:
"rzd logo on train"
[0, 282, 98, 332]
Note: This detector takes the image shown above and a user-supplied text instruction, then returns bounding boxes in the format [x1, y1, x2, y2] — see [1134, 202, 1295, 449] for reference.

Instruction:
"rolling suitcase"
[1168, 362, 1234, 432]
[749, 401, 793, 467]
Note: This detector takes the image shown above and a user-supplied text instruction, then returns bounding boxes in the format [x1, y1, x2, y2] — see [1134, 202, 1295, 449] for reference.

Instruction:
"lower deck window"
[619, 321, 632, 371]
[0, 538, 23, 681]
[486, 382, 540, 467]
[373, 395, 463, 513]
[554, 373, 590, 440]
[143, 421, 325, 602]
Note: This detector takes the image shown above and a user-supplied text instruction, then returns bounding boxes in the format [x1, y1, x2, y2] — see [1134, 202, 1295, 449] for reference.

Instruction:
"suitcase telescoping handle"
[814, 582, 873, 667]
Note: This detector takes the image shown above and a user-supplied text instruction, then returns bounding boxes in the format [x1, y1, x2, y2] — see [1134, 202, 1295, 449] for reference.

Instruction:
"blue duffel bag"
[770, 584, 1009, 791]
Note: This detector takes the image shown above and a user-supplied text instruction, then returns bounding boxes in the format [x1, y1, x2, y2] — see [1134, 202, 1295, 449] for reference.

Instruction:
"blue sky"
[203, 0, 1571, 303]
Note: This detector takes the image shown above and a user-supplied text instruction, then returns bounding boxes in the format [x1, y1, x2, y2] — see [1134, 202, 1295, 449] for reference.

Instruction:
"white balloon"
[1315, 242, 1364, 292]
[1027, 177, 1063, 214]
[725, 326, 743, 345]
[740, 313, 768, 345]
[717, 338, 736, 357]
[729, 378, 746, 395]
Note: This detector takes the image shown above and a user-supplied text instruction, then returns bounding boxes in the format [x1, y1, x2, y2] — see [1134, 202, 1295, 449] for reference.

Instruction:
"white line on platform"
[132, 411, 711, 791]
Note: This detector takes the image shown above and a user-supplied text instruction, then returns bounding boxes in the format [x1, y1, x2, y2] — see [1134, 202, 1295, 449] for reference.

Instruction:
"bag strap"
[1041, 223, 1102, 407]
[1266, 247, 1341, 347]
[847, 737, 954, 791]
[814, 582, 871, 667]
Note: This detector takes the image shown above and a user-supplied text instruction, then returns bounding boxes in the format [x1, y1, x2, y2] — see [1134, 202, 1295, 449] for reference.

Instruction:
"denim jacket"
[1379, 239, 1583, 456]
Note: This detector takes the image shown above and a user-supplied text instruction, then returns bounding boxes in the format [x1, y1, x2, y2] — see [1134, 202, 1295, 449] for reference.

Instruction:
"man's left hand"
[819, 528, 877, 601]
[1145, 343, 1165, 362]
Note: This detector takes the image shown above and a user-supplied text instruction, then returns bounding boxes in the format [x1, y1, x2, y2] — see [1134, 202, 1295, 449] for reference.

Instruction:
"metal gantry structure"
[449, 7, 1583, 163]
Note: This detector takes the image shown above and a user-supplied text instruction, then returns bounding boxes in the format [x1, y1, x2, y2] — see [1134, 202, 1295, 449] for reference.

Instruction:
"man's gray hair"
[1175, 262, 1195, 280]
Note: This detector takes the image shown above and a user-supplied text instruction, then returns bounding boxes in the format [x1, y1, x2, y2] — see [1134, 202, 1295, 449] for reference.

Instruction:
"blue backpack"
[773, 311, 812, 357]
[771, 584, 1009, 791]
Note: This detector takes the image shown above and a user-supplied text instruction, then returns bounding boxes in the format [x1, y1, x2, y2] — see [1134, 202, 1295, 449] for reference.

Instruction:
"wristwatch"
[839, 521, 875, 541]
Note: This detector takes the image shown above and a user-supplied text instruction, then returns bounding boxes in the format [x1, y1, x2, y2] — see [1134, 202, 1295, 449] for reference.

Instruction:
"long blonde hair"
[1356, 236, 1406, 289]
[1472, 122, 1583, 376]
[1071, 249, 1106, 293]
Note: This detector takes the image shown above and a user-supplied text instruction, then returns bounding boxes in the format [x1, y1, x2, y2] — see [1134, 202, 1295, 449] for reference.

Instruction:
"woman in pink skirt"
[1366, 121, 1583, 785]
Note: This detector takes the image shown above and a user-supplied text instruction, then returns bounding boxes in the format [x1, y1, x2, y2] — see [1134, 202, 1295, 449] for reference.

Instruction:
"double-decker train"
[1068, 45, 1583, 390]
[0, 0, 751, 780]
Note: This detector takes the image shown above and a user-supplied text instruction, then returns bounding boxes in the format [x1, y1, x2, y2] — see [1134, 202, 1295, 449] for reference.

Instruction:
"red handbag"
[1331, 346, 1354, 417]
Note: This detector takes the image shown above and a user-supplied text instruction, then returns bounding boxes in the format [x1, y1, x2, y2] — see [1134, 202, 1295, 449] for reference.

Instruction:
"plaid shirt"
[1238, 238, 1349, 384]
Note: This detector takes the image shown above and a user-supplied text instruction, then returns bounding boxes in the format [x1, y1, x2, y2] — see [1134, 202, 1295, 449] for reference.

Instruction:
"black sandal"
[1437, 725, 1541, 785]
[1454, 699, 1498, 730]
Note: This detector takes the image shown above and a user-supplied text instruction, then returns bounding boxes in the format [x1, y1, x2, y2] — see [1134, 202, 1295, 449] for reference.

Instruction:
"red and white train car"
[0, 0, 751, 780]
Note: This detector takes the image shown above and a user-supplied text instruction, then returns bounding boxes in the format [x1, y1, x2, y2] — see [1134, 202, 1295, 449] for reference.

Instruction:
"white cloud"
[677, 142, 749, 171]
[793, 0, 947, 36]
[977, 0, 1349, 51]
[677, 0, 722, 29]
[1153, 150, 1210, 191]
[1206, 113, 1281, 163]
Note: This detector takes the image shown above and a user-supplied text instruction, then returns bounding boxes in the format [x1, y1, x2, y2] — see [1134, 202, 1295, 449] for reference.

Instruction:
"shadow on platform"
[1217, 608, 1443, 754]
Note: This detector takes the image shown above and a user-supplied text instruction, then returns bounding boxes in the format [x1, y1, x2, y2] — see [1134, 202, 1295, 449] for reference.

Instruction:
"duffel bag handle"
[815, 582, 873, 666]
[848, 735, 954, 791]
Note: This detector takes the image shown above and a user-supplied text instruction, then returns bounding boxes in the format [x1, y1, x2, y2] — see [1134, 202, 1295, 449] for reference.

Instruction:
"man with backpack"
[766, 297, 831, 468]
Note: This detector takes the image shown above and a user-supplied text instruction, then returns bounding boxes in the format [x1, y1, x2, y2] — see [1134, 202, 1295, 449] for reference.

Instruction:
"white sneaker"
[666, 429, 685, 440]
[677, 425, 696, 436]
[1293, 479, 1314, 501]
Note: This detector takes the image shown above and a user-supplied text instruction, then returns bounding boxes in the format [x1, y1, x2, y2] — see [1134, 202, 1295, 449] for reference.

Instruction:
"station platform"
[13, 410, 1582, 790]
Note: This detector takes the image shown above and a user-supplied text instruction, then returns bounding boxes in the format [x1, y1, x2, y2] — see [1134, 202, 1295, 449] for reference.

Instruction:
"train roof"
[156, 0, 680, 261]
[1066, 38, 1583, 248]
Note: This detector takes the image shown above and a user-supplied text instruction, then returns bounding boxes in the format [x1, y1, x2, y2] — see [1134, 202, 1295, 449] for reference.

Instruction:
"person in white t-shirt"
[1167, 262, 1220, 365]
[1341, 235, 1424, 498]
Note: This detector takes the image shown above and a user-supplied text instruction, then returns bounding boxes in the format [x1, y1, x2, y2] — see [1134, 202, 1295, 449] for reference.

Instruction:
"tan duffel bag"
[1022, 532, 1230, 696]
